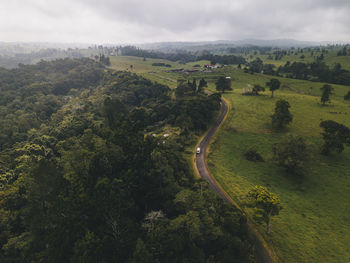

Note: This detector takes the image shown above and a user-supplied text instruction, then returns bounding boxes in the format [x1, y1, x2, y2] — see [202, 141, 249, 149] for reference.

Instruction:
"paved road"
[195, 98, 230, 201]
[195, 98, 275, 263]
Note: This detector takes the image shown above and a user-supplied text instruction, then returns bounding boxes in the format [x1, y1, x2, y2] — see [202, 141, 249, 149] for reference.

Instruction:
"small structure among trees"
[246, 186, 282, 234]
[271, 99, 293, 131]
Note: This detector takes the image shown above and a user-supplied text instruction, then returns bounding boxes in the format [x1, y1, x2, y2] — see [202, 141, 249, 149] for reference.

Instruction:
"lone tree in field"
[215, 76, 232, 93]
[320, 120, 350, 155]
[198, 78, 207, 93]
[266, 78, 280, 98]
[271, 99, 293, 131]
[273, 135, 308, 175]
[252, 84, 265, 95]
[247, 186, 282, 234]
[320, 84, 333, 105]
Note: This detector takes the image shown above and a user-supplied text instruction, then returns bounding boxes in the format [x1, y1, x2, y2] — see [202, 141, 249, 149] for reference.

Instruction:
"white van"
[196, 147, 201, 154]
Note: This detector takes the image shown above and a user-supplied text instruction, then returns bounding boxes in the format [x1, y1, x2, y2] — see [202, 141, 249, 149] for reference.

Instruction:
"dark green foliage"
[215, 76, 232, 93]
[252, 84, 265, 95]
[246, 186, 282, 234]
[266, 78, 280, 98]
[120, 46, 197, 63]
[119, 46, 246, 65]
[249, 57, 263, 73]
[344, 91, 350, 100]
[244, 148, 264, 162]
[278, 61, 350, 86]
[197, 54, 246, 65]
[0, 59, 253, 263]
[272, 135, 309, 175]
[99, 54, 110, 66]
[271, 99, 293, 130]
[152, 63, 171, 67]
[320, 120, 350, 155]
[198, 78, 207, 93]
[320, 84, 334, 105]
[191, 78, 197, 92]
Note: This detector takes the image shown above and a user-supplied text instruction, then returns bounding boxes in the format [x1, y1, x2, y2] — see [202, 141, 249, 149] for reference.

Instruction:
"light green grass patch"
[208, 89, 350, 263]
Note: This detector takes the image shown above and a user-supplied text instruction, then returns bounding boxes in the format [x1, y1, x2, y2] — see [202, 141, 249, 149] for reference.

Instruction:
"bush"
[271, 99, 293, 131]
[244, 148, 264, 162]
[272, 135, 308, 175]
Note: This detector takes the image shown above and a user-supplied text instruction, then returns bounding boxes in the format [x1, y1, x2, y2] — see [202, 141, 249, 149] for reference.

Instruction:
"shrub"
[244, 148, 264, 162]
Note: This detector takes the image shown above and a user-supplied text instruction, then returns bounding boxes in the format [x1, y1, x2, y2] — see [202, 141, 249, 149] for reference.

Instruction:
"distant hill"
[137, 39, 340, 52]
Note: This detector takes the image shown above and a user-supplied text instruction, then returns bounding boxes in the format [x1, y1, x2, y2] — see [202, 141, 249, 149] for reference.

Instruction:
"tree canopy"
[247, 186, 282, 234]
[273, 135, 309, 175]
[320, 120, 350, 155]
[320, 84, 334, 105]
[266, 78, 281, 98]
[271, 99, 293, 131]
[215, 76, 232, 93]
[0, 58, 254, 262]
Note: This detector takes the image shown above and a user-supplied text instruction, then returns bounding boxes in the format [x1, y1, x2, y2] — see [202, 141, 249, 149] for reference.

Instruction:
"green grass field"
[109, 56, 210, 88]
[110, 55, 350, 262]
[206, 80, 350, 262]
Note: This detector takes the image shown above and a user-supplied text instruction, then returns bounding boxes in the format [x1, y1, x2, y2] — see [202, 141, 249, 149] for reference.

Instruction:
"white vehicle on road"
[196, 147, 201, 154]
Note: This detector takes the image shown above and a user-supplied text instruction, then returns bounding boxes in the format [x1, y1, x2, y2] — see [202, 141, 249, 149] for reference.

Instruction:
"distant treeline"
[197, 54, 246, 65]
[119, 46, 246, 65]
[248, 57, 350, 86]
[152, 62, 172, 67]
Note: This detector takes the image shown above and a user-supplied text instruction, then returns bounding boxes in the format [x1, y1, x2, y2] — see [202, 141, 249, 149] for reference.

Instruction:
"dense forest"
[119, 46, 246, 65]
[0, 58, 254, 262]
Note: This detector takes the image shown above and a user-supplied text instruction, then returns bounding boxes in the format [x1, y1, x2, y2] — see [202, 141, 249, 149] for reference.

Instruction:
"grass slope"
[207, 85, 350, 262]
[110, 55, 350, 262]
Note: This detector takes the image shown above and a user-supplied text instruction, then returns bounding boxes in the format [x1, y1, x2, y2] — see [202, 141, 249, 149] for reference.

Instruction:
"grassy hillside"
[109, 55, 350, 262]
[204, 73, 350, 262]
[109, 56, 210, 88]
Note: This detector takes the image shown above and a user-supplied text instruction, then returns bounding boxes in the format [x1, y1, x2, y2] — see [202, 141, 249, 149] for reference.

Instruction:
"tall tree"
[273, 135, 309, 175]
[271, 99, 293, 131]
[198, 78, 207, 93]
[320, 120, 350, 155]
[215, 76, 232, 93]
[191, 79, 197, 93]
[266, 78, 280, 98]
[247, 186, 282, 234]
[320, 84, 334, 105]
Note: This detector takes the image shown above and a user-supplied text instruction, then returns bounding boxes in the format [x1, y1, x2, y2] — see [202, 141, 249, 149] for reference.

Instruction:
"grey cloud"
[0, 0, 350, 43]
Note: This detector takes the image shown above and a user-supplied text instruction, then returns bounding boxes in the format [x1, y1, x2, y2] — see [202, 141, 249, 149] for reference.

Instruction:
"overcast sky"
[1, 0, 350, 44]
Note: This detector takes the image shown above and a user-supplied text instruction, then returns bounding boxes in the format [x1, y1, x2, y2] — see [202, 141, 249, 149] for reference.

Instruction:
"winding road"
[195, 98, 275, 263]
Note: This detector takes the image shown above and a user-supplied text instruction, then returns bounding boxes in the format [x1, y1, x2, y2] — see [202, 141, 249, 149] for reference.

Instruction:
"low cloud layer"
[1, 0, 350, 43]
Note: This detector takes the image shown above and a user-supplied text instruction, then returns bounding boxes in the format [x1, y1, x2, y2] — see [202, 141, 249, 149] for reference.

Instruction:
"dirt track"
[195, 98, 275, 263]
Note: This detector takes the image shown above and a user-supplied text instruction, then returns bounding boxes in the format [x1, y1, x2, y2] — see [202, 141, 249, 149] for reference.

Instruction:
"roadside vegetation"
[107, 48, 350, 262]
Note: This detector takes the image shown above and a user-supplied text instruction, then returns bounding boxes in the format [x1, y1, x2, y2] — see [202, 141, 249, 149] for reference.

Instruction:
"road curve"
[195, 98, 275, 263]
